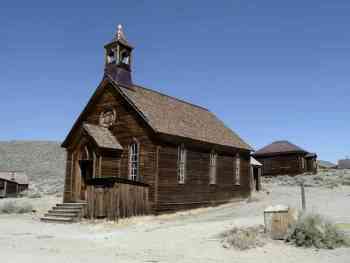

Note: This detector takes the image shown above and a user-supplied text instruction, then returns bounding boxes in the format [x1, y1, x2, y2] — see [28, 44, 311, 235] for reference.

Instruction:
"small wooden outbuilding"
[253, 140, 317, 176]
[338, 159, 350, 169]
[0, 171, 29, 197]
[250, 157, 262, 191]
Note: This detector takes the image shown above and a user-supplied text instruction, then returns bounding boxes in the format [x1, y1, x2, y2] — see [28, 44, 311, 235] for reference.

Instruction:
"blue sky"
[0, 1, 349, 162]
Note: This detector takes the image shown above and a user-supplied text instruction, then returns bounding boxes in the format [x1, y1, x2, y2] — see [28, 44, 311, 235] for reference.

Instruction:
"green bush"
[0, 200, 33, 214]
[285, 213, 350, 249]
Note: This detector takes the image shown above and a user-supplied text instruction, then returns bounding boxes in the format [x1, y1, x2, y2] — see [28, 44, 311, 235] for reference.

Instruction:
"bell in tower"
[104, 24, 133, 87]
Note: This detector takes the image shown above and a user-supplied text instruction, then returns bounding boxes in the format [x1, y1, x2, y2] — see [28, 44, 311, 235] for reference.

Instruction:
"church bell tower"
[104, 24, 133, 87]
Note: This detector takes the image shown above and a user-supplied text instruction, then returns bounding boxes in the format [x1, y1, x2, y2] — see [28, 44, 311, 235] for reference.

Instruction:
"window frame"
[235, 153, 241, 185]
[107, 48, 117, 64]
[129, 141, 140, 181]
[177, 144, 186, 184]
[209, 151, 217, 185]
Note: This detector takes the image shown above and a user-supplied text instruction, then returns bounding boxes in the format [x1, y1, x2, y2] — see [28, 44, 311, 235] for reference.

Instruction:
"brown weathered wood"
[85, 181, 150, 220]
[62, 61, 252, 217]
[256, 153, 304, 176]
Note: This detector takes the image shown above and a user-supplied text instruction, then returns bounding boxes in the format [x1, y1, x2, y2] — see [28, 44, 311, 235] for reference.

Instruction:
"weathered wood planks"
[86, 182, 149, 220]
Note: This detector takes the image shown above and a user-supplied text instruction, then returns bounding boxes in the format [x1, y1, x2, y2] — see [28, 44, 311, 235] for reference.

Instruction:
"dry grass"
[263, 169, 350, 188]
[0, 200, 34, 214]
[285, 213, 350, 249]
[246, 195, 260, 203]
[220, 225, 266, 250]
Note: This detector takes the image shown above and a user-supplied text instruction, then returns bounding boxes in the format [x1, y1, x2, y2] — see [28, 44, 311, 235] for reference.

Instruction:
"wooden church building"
[60, 25, 253, 219]
[253, 140, 317, 176]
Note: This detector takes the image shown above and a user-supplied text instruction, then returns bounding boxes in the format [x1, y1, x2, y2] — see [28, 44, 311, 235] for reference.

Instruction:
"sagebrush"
[262, 169, 350, 188]
[0, 200, 34, 214]
[285, 213, 350, 249]
[220, 225, 266, 250]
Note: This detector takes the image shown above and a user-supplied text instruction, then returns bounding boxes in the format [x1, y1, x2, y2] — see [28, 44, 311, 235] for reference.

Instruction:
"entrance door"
[253, 167, 260, 191]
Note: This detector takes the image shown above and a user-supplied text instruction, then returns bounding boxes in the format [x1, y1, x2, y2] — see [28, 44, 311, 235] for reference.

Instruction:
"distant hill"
[318, 160, 337, 169]
[0, 141, 66, 194]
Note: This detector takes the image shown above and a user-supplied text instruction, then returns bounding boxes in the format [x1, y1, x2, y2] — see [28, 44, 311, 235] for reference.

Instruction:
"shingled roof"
[116, 81, 252, 150]
[83, 123, 123, 150]
[62, 77, 252, 151]
[253, 140, 307, 157]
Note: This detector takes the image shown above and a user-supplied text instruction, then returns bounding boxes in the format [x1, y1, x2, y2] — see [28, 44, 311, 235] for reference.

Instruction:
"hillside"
[0, 141, 65, 195]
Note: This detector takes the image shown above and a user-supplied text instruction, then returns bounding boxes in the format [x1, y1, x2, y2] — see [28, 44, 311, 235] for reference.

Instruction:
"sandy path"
[0, 185, 349, 263]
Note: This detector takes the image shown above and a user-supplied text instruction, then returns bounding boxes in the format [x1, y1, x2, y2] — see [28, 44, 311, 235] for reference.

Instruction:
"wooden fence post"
[301, 182, 306, 211]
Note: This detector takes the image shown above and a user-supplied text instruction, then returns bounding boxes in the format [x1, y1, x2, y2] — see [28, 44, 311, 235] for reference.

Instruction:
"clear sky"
[0, 1, 349, 162]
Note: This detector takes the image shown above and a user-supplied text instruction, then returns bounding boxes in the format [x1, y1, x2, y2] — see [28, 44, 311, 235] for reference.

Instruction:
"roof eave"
[61, 78, 112, 148]
[156, 131, 253, 152]
[253, 150, 308, 158]
[61, 76, 158, 149]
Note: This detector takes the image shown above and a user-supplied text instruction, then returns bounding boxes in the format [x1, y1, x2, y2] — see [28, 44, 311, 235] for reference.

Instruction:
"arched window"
[129, 142, 139, 181]
[81, 145, 91, 160]
[79, 143, 95, 180]
[107, 49, 116, 64]
[120, 51, 130, 65]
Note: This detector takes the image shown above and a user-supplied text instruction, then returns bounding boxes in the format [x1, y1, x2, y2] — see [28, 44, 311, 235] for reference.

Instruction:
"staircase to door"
[41, 202, 87, 223]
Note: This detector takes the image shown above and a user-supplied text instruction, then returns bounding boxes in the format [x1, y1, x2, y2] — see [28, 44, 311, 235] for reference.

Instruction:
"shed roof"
[305, 152, 317, 158]
[251, 157, 262, 167]
[0, 171, 28, 185]
[83, 123, 123, 150]
[253, 140, 307, 157]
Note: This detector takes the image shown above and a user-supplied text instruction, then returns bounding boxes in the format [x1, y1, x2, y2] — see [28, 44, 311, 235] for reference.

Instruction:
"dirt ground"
[0, 185, 349, 263]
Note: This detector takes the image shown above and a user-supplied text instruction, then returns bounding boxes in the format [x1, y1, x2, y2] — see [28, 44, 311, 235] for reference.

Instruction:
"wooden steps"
[41, 202, 87, 223]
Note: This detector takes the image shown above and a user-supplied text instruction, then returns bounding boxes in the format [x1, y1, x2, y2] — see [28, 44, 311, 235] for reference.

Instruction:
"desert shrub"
[342, 179, 350, 186]
[325, 181, 339, 189]
[262, 170, 350, 188]
[28, 192, 42, 198]
[220, 225, 266, 250]
[285, 213, 350, 249]
[17, 190, 42, 198]
[0, 200, 33, 214]
[313, 175, 324, 182]
[246, 196, 260, 203]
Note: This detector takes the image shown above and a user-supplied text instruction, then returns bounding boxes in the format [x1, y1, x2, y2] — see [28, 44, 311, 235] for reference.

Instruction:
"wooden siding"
[85, 182, 149, 219]
[6, 182, 17, 196]
[306, 157, 318, 174]
[157, 144, 250, 213]
[256, 153, 304, 176]
[63, 151, 73, 202]
[63, 84, 253, 216]
[0, 179, 28, 198]
[0, 180, 5, 197]
[100, 153, 121, 178]
[63, 85, 158, 209]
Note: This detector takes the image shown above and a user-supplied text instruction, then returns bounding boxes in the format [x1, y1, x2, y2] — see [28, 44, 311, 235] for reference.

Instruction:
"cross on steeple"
[116, 24, 127, 41]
